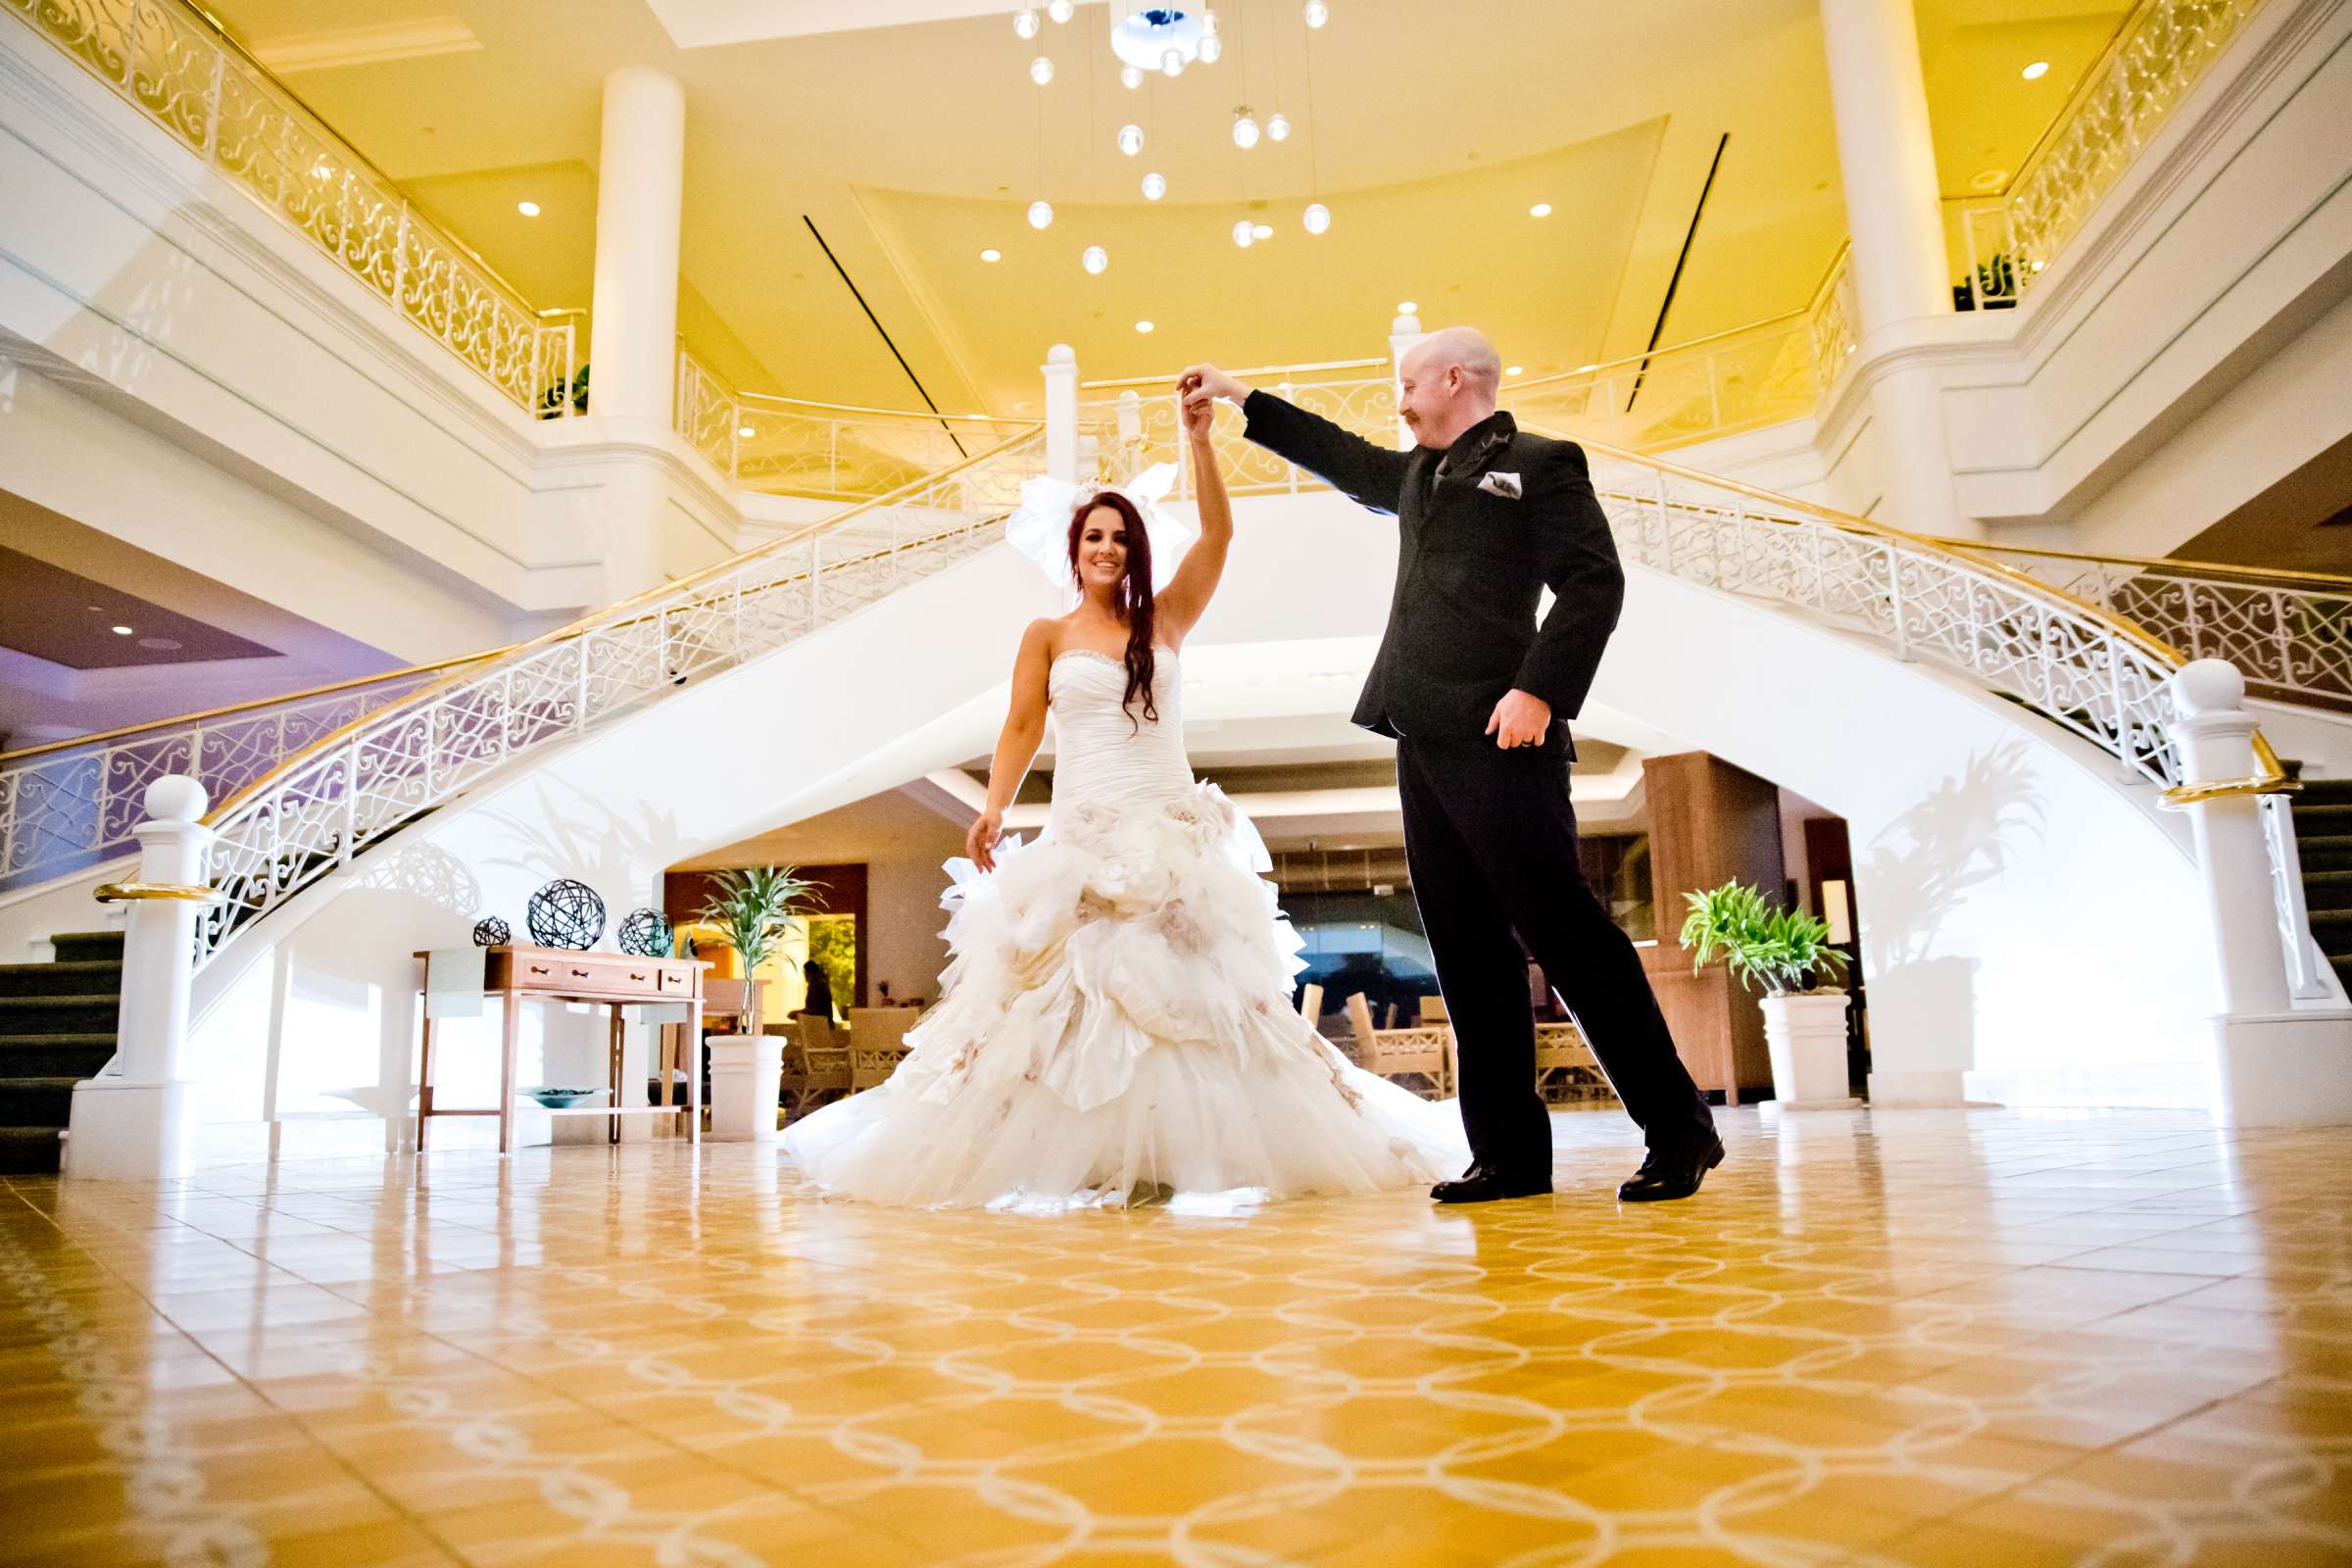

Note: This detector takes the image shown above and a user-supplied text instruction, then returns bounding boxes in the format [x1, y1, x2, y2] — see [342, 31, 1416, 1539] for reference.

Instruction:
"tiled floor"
[4, 1107, 2348, 1566]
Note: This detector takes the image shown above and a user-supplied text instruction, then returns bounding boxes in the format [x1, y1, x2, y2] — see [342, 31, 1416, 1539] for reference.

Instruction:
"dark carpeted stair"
[0, 930, 123, 1175]
[2291, 779, 2352, 996]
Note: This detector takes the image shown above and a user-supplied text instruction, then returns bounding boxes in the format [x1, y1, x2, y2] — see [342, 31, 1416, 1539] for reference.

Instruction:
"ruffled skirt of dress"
[780, 783, 1468, 1210]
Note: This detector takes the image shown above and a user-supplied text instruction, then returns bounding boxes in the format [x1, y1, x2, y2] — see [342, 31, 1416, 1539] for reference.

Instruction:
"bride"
[781, 390, 1468, 1209]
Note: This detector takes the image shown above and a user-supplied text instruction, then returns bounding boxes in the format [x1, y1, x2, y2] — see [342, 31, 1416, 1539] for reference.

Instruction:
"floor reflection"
[3, 1106, 2347, 1565]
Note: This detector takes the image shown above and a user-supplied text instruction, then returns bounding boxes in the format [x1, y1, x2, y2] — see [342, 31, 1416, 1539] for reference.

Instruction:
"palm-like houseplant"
[1680, 880, 1857, 1108]
[693, 866, 821, 1023]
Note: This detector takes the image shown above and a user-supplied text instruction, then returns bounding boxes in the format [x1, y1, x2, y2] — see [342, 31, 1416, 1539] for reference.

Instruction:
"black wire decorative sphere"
[470, 915, 511, 948]
[617, 907, 671, 958]
[526, 879, 607, 950]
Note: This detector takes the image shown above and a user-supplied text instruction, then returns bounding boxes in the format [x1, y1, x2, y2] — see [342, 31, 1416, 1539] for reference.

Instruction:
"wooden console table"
[416, 945, 710, 1154]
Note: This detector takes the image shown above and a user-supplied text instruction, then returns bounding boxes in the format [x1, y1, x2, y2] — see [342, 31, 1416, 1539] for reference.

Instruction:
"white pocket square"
[1478, 470, 1523, 499]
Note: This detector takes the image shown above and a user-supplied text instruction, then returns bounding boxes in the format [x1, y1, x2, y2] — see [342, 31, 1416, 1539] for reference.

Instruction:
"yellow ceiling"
[204, 0, 2130, 413]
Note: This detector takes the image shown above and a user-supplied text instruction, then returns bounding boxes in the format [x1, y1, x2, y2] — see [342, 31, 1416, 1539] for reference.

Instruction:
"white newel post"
[2171, 661, 2352, 1124]
[1389, 312, 1424, 451]
[1044, 344, 1079, 483]
[66, 776, 212, 1180]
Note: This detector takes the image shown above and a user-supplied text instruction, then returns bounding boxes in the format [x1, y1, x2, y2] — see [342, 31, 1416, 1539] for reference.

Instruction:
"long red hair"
[1066, 490, 1158, 729]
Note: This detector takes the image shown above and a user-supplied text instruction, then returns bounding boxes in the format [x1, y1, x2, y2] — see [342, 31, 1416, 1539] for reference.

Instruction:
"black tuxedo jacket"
[1241, 391, 1624, 754]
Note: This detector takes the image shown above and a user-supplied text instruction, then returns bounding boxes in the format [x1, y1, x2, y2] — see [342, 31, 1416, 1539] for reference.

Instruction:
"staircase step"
[2290, 801, 2352, 833]
[2305, 908, 2352, 956]
[0, 960, 122, 999]
[0, 1034, 117, 1078]
[0, 1077, 78, 1128]
[2335, 953, 2352, 987]
[47, 932, 124, 964]
[2291, 776, 2352, 805]
[0, 995, 119, 1035]
[2296, 836, 2352, 873]
[0, 1126, 62, 1175]
[2302, 870, 2352, 913]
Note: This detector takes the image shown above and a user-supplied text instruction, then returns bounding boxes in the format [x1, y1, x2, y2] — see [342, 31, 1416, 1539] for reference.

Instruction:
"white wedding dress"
[781, 645, 1468, 1209]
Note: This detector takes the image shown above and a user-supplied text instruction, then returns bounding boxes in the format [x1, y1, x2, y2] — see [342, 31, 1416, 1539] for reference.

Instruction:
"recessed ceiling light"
[1505, 366, 1523, 376]
[738, 425, 756, 438]
[1136, 319, 1155, 333]
[136, 637, 182, 652]
[516, 200, 540, 217]
[2023, 61, 2049, 79]
[1969, 168, 2009, 192]
[1397, 300, 1418, 314]
[1251, 222, 1273, 239]
[111, 625, 133, 636]
[86, 604, 105, 612]
[980, 248, 1002, 262]
[1529, 202, 1551, 218]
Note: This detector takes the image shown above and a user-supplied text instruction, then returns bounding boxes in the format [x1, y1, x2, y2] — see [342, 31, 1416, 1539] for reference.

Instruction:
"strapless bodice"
[1048, 647, 1192, 820]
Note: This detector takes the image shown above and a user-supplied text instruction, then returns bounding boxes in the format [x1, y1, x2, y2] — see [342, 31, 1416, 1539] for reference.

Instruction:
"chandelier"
[1012, 3, 1337, 268]
[1109, 7, 1211, 76]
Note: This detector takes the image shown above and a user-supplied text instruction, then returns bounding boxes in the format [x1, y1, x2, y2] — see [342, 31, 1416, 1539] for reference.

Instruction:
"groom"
[1182, 331, 1722, 1202]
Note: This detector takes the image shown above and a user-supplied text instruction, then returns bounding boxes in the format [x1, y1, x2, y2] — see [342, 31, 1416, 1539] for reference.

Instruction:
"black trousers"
[1396, 736, 1715, 1176]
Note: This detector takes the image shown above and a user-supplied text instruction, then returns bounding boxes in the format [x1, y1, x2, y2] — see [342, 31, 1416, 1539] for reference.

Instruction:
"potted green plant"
[693, 866, 821, 1141]
[1680, 880, 1856, 1109]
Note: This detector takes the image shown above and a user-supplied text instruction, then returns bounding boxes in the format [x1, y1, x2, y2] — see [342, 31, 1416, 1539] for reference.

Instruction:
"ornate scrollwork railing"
[189, 425, 1046, 968]
[1568, 438, 2188, 787]
[1954, 0, 2266, 308]
[4, 0, 579, 415]
[1930, 546, 2352, 710]
[676, 350, 1035, 499]
[1556, 434, 2328, 1001]
[0, 660, 499, 894]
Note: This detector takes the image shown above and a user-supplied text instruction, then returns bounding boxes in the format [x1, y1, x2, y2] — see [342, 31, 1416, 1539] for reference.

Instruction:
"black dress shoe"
[1431, 1165, 1552, 1203]
[1617, 1135, 1725, 1202]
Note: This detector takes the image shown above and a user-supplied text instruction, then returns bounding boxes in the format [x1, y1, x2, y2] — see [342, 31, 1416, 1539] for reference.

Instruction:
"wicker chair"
[1346, 992, 1454, 1100]
[779, 1011, 852, 1119]
[1298, 983, 1323, 1024]
[1534, 1021, 1613, 1104]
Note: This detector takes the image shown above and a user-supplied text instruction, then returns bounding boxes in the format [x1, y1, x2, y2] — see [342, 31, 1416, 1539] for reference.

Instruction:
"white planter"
[707, 1036, 782, 1142]
[1759, 993, 1860, 1109]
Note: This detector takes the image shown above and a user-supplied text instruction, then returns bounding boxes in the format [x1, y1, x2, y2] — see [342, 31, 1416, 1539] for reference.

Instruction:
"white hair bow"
[1003, 462, 1196, 593]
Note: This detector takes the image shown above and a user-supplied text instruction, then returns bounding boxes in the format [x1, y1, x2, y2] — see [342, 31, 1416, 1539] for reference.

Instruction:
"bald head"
[1397, 326, 1502, 450]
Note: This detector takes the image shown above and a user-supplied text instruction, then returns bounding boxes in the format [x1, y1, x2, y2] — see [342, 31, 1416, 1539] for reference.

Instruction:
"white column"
[2172, 661, 2352, 1125]
[65, 775, 211, 1180]
[1043, 344, 1079, 482]
[1819, 0, 1947, 335]
[586, 68, 686, 425]
[1389, 312, 1425, 450]
[1817, 0, 1966, 536]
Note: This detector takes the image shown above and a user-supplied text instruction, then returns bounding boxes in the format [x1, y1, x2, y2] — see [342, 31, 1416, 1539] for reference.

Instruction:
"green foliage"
[1678, 880, 1851, 999]
[692, 866, 821, 977]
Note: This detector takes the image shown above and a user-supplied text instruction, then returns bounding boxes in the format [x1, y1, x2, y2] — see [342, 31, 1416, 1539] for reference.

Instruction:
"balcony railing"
[677, 350, 1035, 499]
[4, 0, 579, 416]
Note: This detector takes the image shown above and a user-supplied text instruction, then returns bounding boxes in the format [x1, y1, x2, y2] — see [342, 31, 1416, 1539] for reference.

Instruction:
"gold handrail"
[200, 424, 1043, 826]
[2161, 770, 2298, 807]
[1503, 312, 1811, 394]
[0, 651, 512, 765]
[1922, 537, 2352, 592]
[1079, 358, 1388, 392]
[94, 882, 225, 904]
[733, 392, 1027, 423]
